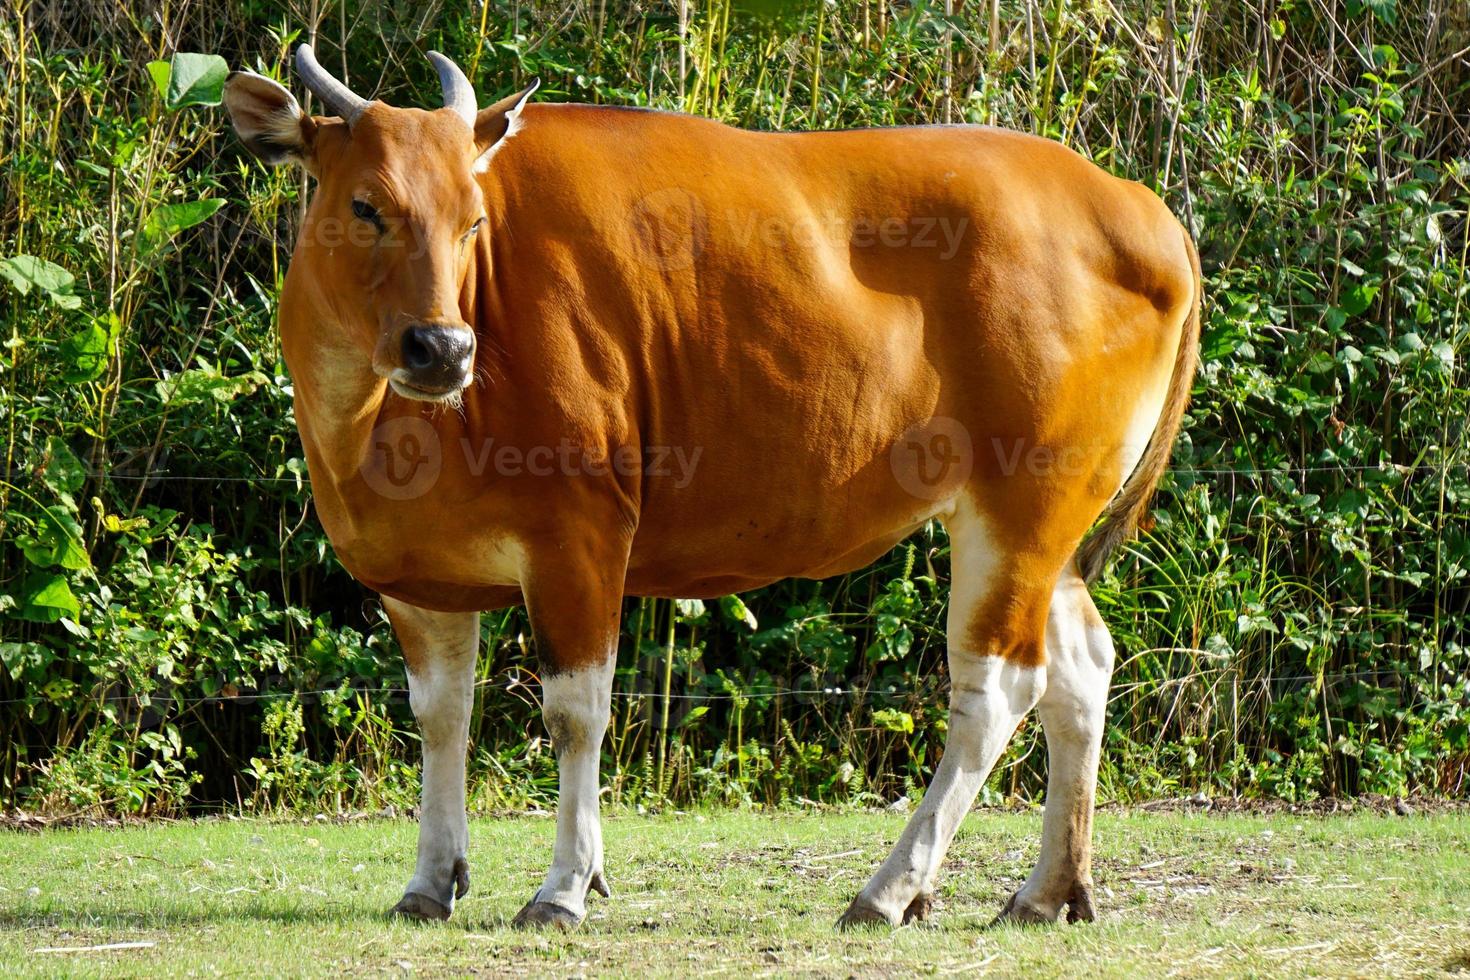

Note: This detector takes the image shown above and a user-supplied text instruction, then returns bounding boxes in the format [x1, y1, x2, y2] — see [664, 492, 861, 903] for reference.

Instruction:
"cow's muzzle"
[390, 323, 475, 401]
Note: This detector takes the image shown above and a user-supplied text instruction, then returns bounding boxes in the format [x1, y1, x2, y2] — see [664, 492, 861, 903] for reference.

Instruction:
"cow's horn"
[295, 43, 370, 125]
[427, 51, 477, 126]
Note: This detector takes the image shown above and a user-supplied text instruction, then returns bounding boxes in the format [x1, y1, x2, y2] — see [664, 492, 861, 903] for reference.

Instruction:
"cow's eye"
[351, 199, 383, 229]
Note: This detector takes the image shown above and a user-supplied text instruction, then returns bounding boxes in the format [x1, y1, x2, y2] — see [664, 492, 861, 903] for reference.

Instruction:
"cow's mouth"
[389, 376, 466, 404]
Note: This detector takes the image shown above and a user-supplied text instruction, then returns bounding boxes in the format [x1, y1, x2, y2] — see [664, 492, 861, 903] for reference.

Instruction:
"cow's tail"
[1075, 228, 1202, 585]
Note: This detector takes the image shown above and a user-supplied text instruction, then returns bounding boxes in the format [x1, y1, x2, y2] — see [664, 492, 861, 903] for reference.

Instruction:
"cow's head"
[222, 46, 536, 404]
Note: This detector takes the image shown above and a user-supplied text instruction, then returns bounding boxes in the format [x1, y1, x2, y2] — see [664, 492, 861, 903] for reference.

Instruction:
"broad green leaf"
[146, 60, 171, 100]
[0, 643, 26, 680]
[18, 511, 89, 571]
[1363, 0, 1396, 24]
[719, 594, 758, 630]
[59, 322, 109, 382]
[154, 365, 265, 406]
[1340, 284, 1379, 317]
[1431, 342, 1455, 373]
[0, 642, 53, 682]
[59, 312, 118, 382]
[1200, 322, 1248, 362]
[41, 435, 87, 495]
[872, 709, 915, 734]
[163, 52, 229, 109]
[138, 198, 225, 257]
[17, 573, 80, 623]
[1304, 351, 1336, 374]
[677, 705, 710, 728]
[0, 255, 83, 308]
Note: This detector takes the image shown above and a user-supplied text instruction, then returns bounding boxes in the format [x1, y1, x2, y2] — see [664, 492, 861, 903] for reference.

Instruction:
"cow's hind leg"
[383, 597, 480, 921]
[995, 567, 1114, 925]
[839, 506, 1048, 928]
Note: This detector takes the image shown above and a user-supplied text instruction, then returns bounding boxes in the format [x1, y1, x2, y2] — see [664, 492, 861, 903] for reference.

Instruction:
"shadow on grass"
[0, 904, 506, 931]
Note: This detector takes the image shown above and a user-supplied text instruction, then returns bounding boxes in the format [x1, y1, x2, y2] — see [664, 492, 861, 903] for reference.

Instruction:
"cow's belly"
[624, 512, 939, 598]
[623, 421, 957, 595]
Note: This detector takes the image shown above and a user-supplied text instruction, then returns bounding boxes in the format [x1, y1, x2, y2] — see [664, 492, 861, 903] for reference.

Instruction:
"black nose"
[399, 324, 474, 389]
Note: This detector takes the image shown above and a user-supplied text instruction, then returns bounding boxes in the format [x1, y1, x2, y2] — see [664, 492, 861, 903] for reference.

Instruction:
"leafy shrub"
[1, 0, 1466, 814]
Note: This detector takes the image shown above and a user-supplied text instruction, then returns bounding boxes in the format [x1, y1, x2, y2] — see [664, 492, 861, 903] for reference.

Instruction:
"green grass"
[2, 809, 1468, 976]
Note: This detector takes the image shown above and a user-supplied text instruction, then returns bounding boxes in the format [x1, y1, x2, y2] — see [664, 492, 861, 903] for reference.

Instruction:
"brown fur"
[223, 81, 1198, 672]
[1075, 230, 1202, 583]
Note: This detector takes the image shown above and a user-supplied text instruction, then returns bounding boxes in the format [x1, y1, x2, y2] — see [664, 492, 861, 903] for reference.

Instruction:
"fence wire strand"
[0, 666, 1451, 708]
[83, 460, 1470, 485]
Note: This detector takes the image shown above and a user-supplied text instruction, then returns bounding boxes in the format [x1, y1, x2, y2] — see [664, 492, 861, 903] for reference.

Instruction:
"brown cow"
[222, 44, 1199, 930]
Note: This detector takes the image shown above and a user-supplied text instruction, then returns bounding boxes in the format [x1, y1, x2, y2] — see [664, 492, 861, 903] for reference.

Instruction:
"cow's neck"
[284, 255, 495, 495]
[290, 331, 392, 488]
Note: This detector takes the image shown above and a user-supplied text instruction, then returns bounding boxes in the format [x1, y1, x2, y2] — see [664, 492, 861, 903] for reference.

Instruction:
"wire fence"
[79, 460, 1470, 484]
[0, 665, 1452, 709]
[8, 453, 1463, 713]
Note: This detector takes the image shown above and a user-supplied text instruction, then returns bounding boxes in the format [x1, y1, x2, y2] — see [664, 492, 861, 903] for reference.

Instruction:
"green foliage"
[148, 52, 230, 110]
[138, 198, 227, 258]
[0, 256, 83, 309]
[1, 0, 1467, 816]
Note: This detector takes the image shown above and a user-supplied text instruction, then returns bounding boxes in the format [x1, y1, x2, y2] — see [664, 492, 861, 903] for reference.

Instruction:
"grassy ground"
[1, 808, 1468, 977]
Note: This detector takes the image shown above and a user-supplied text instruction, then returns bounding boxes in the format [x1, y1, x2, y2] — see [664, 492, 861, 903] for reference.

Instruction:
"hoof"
[1066, 883, 1096, 923]
[835, 896, 897, 930]
[453, 857, 471, 900]
[390, 892, 452, 922]
[902, 892, 935, 924]
[990, 890, 1056, 928]
[512, 900, 583, 931]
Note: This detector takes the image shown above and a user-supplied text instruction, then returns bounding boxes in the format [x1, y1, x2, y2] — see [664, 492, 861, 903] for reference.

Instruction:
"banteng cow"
[222, 45, 1200, 929]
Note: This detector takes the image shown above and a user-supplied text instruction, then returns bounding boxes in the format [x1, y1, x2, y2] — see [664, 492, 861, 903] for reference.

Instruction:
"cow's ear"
[473, 79, 539, 169]
[223, 70, 316, 167]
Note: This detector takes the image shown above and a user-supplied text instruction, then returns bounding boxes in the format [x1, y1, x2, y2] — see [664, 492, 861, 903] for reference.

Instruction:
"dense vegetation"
[1, 0, 1466, 816]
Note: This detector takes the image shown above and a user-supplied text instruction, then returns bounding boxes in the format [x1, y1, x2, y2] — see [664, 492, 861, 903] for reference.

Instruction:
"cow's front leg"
[382, 597, 480, 921]
[512, 545, 623, 931]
